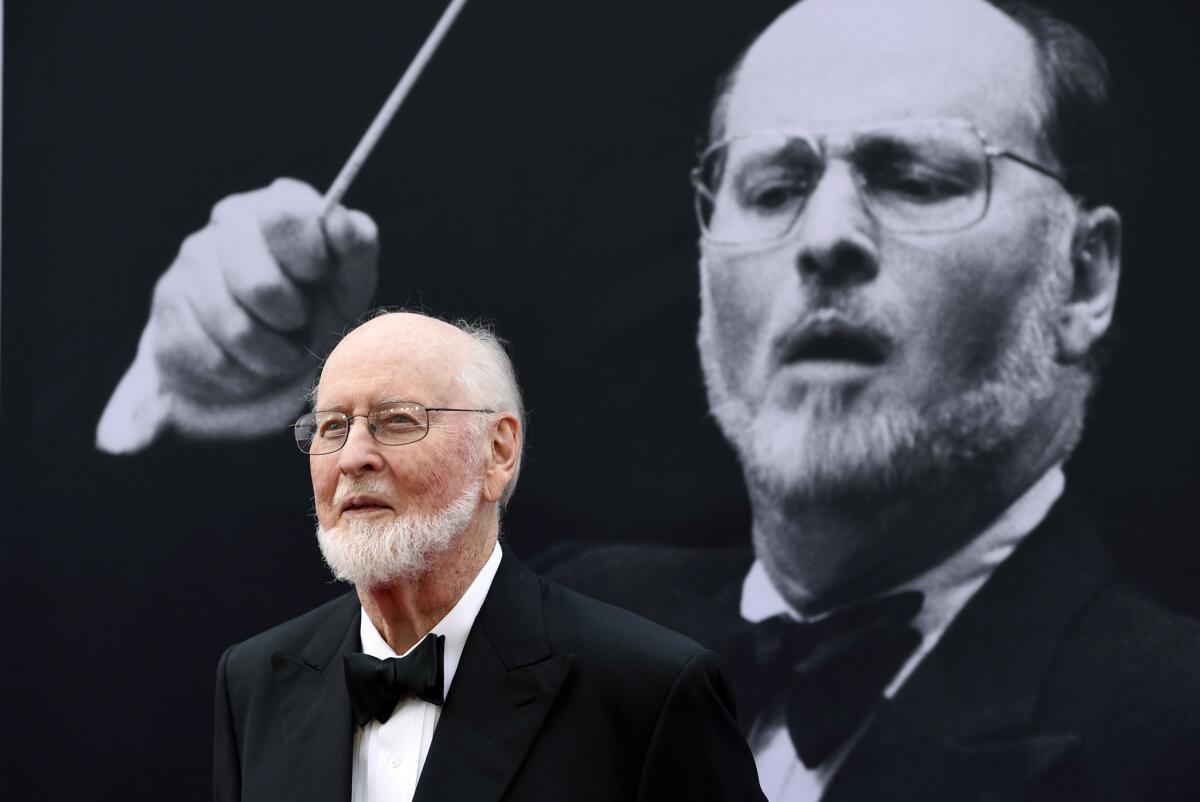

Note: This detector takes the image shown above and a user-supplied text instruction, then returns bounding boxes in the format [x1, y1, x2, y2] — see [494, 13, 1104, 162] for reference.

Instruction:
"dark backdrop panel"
[2, 1, 1196, 798]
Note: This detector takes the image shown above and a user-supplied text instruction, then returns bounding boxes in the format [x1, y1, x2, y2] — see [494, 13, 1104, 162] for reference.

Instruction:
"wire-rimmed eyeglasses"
[293, 400, 494, 455]
[691, 117, 1067, 245]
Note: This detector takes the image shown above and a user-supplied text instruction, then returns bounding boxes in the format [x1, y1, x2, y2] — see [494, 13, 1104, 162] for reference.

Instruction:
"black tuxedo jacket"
[213, 545, 766, 802]
[547, 495, 1200, 801]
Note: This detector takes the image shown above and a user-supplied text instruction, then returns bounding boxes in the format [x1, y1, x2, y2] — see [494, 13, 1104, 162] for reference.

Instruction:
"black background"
[3, 1, 1197, 798]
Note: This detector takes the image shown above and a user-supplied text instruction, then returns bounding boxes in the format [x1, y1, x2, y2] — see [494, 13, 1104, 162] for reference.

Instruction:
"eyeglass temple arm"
[990, 148, 1069, 187]
[690, 166, 721, 196]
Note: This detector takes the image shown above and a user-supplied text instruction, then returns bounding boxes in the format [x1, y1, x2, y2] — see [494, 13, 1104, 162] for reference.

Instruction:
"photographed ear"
[1056, 205, 1121, 363]
[482, 414, 521, 504]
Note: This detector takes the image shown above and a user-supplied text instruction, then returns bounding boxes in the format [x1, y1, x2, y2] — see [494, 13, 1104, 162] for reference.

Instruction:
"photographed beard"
[697, 260, 1080, 510]
[316, 475, 484, 589]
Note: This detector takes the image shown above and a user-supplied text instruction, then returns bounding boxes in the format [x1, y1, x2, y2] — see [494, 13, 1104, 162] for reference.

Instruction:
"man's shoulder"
[925, 503, 1200, 797]
[978, 496, 1200, 707]
[941, 498, 1200, 723]
[535, 570, 708, 669]
[220, 591, 359, 676]
[1028, 577, 1200, 798]
[525, 568, 744, 728]
[538, 540, 752, 595]
[1054, 576, 1200, 710]
[535, 541, 753, 649]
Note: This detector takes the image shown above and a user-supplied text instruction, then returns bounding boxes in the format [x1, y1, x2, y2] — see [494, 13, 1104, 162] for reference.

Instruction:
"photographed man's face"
[697, 0, 1080, 502]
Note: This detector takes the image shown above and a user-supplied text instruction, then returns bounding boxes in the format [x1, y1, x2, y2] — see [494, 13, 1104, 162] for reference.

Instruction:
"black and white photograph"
[4, 0, 1200, 799]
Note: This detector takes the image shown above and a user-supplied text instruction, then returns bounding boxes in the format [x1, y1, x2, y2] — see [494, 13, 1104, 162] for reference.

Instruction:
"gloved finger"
[168, 370, 316, 441]
[256, 178, 335, 284]
[171, 230, 314, 381]
[210, 192, 311, 334]
[323, 206, 380, 322]
[95, 325, 172, 454]
[149, 257, 271, 404]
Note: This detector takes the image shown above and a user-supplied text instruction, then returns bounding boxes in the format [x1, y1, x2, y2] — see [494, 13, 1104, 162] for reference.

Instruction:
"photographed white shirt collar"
[740, 464, 1066, 695]
[740, 467, 1066, 801]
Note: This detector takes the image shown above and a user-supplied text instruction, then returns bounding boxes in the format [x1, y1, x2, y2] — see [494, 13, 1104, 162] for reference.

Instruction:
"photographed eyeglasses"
[691, 117, 1067, 245]
[293, 400, 494, 455]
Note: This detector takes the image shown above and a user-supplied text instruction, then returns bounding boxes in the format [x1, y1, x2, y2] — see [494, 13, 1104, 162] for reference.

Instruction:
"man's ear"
[482, 414, 521, 504]
[1056, 205, 1121, 363]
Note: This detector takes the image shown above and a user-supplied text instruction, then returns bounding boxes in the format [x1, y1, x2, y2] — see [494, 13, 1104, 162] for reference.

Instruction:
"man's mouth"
[339, 495, 392, 515]
[778, 313, 891, 370]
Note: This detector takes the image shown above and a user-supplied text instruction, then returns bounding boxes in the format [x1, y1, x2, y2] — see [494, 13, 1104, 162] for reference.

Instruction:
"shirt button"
[389, 756, 402, 769]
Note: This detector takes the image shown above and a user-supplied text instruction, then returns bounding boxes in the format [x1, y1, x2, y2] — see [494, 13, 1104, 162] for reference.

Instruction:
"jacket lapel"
[271, 592, 361, 802]
[825, 494, 1111, 802]
[413, 545, 574, 802]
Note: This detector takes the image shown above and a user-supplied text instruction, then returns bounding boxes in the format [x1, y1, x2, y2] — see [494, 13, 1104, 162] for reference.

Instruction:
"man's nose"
[791, 163, 881, 287]
[337, 418, 384, 475]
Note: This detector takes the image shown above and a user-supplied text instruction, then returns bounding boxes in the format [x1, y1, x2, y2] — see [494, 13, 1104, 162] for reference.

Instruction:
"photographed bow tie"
[729, 590, 924, 768]
[344, 632, 446, 727]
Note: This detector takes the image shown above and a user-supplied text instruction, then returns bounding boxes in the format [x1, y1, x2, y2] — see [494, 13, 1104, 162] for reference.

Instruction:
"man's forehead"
[725, 0, 1044, 142]
[314, 375, 445, 410]
[316, 314, 466, 408]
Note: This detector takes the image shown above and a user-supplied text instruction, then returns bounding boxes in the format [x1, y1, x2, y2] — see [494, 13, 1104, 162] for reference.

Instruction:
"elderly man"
[213, 311, 765, 801]
[552, 0, 1200, 800]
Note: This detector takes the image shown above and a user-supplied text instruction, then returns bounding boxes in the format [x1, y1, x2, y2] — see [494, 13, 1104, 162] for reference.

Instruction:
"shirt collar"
[359, 540, 503, 695]
[740, 465, 1066, 635]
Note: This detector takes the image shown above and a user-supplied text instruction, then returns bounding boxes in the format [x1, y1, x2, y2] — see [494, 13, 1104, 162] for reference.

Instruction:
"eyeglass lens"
[696, 122, 990, 242]
[293, 401, 430, 455]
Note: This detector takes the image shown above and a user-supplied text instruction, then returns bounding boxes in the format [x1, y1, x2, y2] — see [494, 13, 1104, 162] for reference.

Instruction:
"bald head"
[314, 310, 525, 506]
[317, 311, 523, 421]
[317, 313, 472, 408]
[727, 0, 1042, 142]
[709, 0, 1115, 202]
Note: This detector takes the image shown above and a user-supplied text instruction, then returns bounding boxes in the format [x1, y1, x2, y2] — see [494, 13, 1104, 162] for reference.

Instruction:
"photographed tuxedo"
[546, 491, 1200, 801]
[213, 544, 766, 802]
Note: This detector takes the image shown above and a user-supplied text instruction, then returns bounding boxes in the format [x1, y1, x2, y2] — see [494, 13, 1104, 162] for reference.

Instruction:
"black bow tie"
[344, 632, 446, 727]
[728, 590, 923, 769]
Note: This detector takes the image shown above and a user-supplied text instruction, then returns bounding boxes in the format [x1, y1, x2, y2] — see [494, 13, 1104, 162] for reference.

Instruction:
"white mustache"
[332, 477, 393, 509]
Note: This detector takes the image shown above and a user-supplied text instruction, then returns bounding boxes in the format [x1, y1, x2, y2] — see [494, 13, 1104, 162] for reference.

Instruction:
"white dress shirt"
[741, 467, 1066, 802]
[350, 542, 503, 802]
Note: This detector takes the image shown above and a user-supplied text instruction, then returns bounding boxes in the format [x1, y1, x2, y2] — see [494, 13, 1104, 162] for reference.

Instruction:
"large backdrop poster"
[3, 0, 1198, 798]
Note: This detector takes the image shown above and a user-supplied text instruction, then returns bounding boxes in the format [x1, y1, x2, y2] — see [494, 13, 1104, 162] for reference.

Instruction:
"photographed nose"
[792, 163, 880, 287]
[336, 419, 384, 475]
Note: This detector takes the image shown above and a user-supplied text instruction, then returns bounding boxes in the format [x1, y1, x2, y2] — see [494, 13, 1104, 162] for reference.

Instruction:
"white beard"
[315, 476, 483, 589]
[698, 266, 1069, 506]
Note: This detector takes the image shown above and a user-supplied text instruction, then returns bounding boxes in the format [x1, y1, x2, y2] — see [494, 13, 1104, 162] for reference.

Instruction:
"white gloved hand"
[96, 178, 379, 454]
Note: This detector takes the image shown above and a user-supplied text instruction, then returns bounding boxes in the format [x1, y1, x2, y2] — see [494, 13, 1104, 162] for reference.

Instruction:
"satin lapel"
[271, 593, 361, 802]
[825, 495, 1109, 802]
[414, 546, 574, 802]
